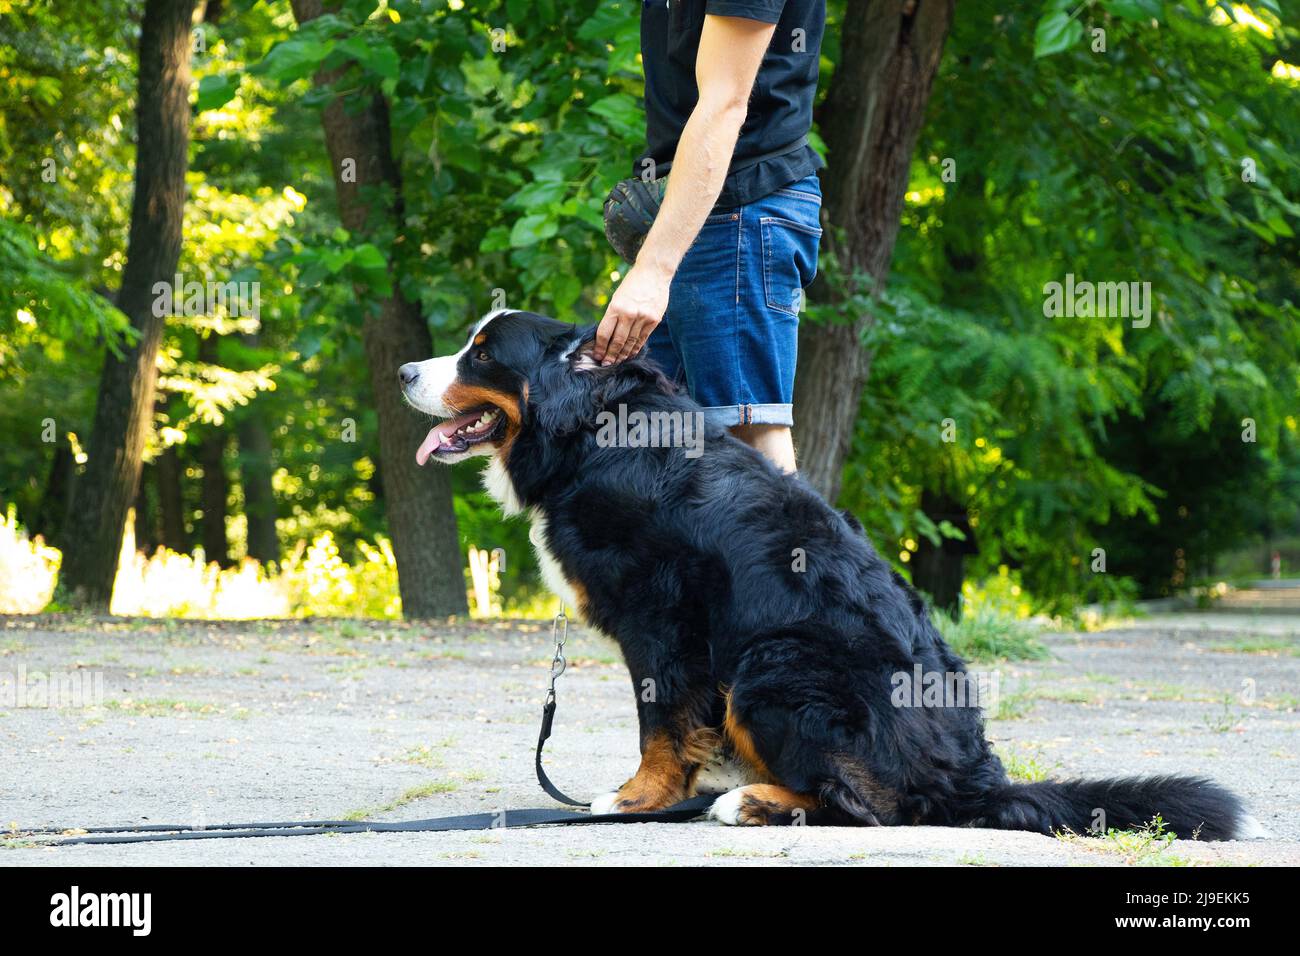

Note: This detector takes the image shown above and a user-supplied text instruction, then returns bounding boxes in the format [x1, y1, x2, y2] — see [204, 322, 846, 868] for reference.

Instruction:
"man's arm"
[593, 14, 777, 365]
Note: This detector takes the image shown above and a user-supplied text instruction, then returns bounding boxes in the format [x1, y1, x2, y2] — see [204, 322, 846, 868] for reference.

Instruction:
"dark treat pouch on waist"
[602, 177, 667, 264]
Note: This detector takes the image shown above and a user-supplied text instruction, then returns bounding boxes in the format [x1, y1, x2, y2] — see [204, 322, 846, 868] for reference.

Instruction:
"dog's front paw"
[589, 790, 625, 816]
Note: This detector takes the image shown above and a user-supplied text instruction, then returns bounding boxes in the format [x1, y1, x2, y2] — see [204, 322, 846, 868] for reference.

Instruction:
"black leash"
[26, 799, 719, 846]
[535, 606, 589, 807]
[13, 608, 716, 846]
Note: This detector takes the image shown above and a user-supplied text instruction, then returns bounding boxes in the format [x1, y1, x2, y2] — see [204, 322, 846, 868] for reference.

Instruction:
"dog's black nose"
[398, 363, 419, 386]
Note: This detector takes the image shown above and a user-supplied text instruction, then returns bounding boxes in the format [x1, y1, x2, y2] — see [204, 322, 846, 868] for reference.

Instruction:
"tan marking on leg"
[613, 731, 689, 812]
[732, 784, 819, 826]
[681, 725, 724, 795]
[681, 725, 722, 767]
[723, 690, 773, 783]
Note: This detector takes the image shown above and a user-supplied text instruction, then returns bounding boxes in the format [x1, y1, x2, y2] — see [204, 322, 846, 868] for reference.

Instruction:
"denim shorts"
[644, 173, 823, 428]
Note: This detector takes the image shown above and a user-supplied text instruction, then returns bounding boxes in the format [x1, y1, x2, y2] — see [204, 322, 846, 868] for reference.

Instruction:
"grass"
[398, 744, 448, 769]
[987, 691, 1036, 720]
[707, 846, 790, 859]
[1202, 695, 1244, 733]
[986, 675, 1233, 720]
[1024, 685, 1104, 705]
[1209, 637, 1300, 657]
[102, 697, 218, 717]
[1057, 816, 1192, 866]
[343, 780, 460, 821]
[1132, 682, 1220, 703]
[933, 607, 1050, 663]
[2, 837, 41, 850]
[997, 746, 1060, 783]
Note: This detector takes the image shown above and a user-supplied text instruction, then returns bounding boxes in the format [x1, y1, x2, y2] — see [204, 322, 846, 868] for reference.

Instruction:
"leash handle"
[536, 606, 590, 808]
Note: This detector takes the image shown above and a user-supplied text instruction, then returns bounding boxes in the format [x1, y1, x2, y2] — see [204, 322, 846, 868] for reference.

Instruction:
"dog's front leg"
[589, 677, 718, 815]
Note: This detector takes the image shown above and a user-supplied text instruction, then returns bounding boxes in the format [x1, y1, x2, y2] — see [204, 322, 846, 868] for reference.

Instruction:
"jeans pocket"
[760, 216, 822, 316]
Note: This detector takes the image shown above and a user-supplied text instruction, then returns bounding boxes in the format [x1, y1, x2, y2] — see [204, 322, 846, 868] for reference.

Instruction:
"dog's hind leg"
[709, 784, 819, 826]
[719, 678, 896, 827]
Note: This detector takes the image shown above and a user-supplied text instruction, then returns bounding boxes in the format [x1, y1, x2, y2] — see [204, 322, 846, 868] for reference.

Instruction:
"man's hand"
[593, 261, 672, 365]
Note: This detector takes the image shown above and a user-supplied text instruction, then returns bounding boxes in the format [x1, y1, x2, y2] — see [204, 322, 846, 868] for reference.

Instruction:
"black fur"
[437, 311, 1249, 839]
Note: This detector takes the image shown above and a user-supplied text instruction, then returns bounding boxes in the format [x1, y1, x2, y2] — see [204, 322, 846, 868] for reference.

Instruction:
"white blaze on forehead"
[402, 309, 514, 416]
[474, 307, 516, 332]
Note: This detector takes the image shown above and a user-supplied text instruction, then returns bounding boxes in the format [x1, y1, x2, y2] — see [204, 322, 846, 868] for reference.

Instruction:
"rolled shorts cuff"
[702, 403, 794, 429]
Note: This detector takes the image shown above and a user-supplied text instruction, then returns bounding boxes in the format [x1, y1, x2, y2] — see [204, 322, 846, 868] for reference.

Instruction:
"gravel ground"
[2, 610, 1297, 866]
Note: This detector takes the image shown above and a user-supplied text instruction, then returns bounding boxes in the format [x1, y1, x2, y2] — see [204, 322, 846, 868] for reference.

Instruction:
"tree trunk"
[60, 0, 196, 606]
[910, 490, 976, 618]
[237, 412, 280, 565]
[235, 331, 279, 565]
[156, 444, 188, 552]
[198, 429, 230, 566]
[133, 463, 157, 555]
[290, 0, 467, 617]
[36, 441, 74, 547]
[793, 0, 954, 502]
[196, 333, 232, 567]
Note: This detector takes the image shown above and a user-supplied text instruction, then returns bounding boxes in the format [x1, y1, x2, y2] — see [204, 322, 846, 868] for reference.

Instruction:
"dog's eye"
[473, 349, 491, 363]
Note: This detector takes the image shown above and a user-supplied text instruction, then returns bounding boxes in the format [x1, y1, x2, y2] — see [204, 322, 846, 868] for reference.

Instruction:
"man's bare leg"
[730, 423, 796, 474]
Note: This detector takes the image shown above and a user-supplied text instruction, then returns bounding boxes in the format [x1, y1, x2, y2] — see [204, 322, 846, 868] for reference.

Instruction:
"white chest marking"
[481, 456, 522, 516]
[528, 510, 583, 614]
[694, 753, 762, 794]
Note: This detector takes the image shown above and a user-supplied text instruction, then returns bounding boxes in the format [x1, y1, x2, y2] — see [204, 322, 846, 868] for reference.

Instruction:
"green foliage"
[931, 570, 1053, 661]
[0, 219, 130, 370]
[838, 0, 1300, 609]
[934, 607, 1050, 663]
[1, 0, 1297, 617]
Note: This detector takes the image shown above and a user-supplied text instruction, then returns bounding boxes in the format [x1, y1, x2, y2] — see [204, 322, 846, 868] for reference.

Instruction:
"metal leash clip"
[545, 605, 569, 707]
[534, 603, 589, 807]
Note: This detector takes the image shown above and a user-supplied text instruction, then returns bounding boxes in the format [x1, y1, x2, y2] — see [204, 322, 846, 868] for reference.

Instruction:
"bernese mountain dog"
[399, 308, 1262, 839]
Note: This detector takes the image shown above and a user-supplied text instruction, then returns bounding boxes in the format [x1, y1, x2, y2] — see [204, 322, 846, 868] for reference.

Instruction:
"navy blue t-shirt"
[636, 0, 826, 208]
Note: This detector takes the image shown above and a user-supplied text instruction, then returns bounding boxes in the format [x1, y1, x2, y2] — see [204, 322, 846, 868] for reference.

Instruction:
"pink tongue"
[415, 426, 448, 466]
[415, 410, 486, 465]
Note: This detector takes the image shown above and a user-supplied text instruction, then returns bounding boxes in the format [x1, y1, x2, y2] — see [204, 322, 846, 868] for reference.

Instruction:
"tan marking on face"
[442, 383, 521, 427]
[473, 332, 487, 345]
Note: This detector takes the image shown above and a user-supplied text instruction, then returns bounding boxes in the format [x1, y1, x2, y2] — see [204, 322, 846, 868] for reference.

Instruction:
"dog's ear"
[529, 334, 600, 435]
[560, 333, 601, 372]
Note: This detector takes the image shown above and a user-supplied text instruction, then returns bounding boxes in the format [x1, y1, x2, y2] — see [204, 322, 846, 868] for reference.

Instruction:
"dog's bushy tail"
[965, 775, 1254, 841]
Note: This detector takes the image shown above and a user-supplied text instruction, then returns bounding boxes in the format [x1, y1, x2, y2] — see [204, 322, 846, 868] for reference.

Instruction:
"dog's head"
[399, 308, 628, 466]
